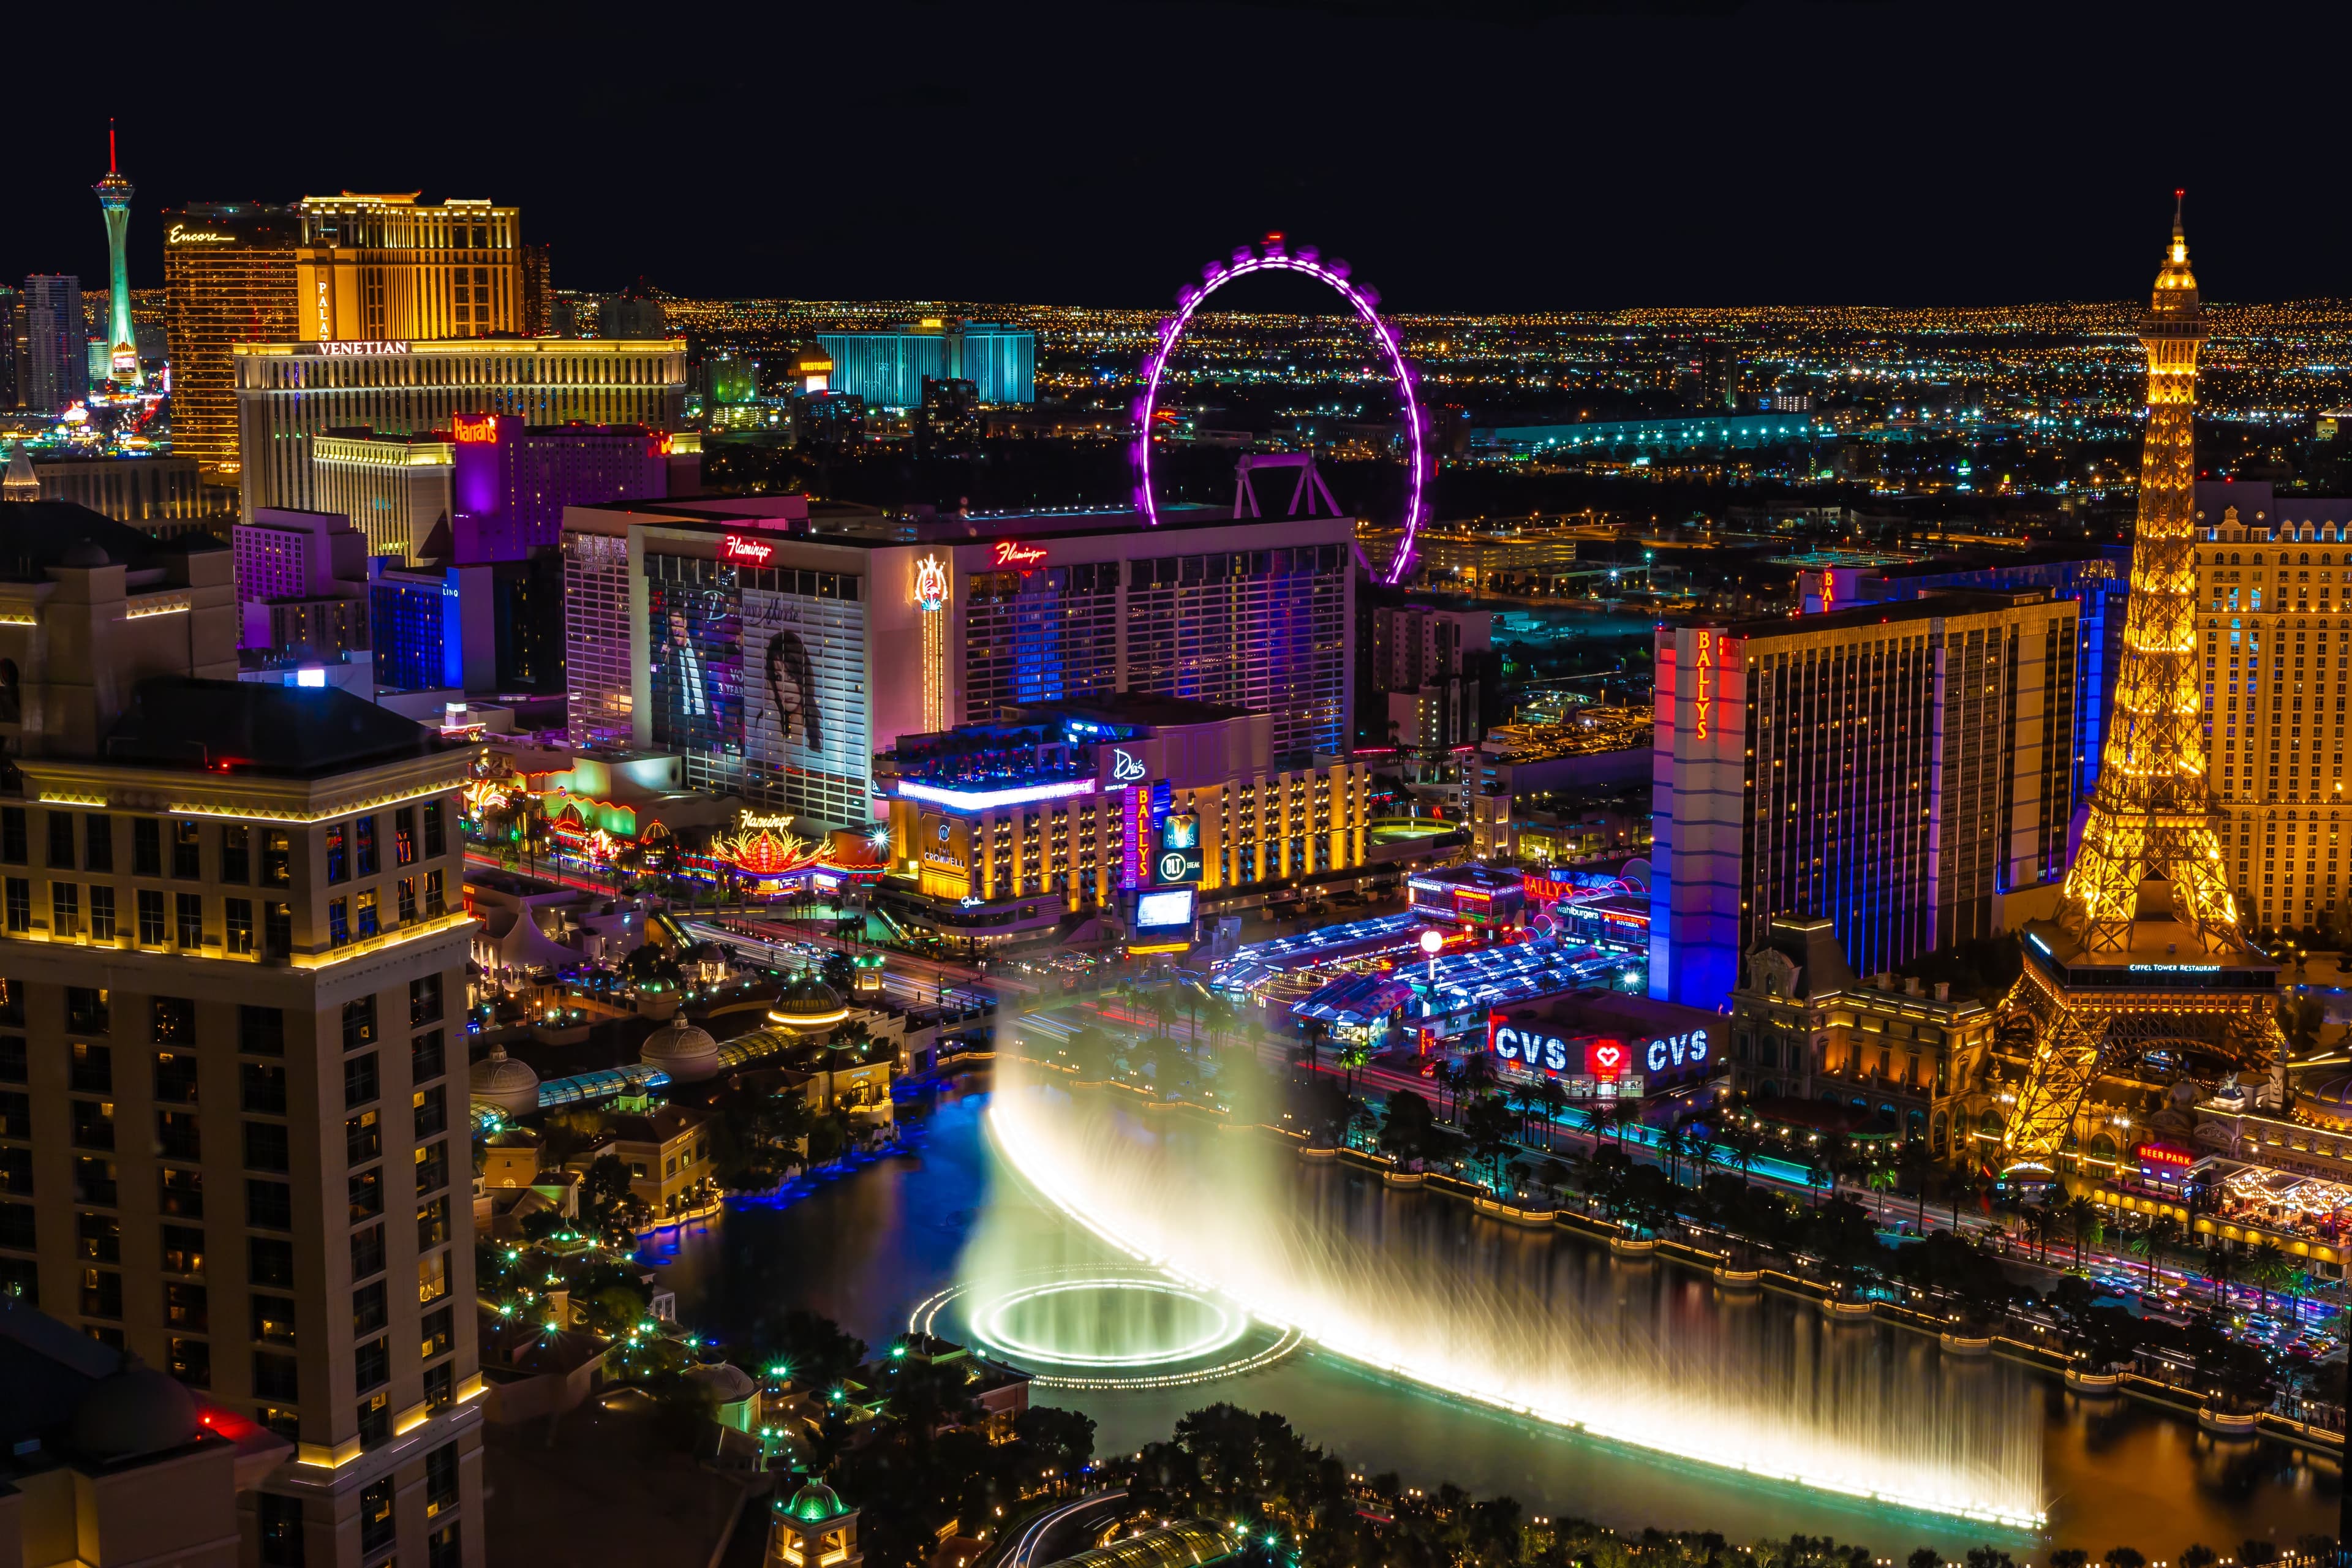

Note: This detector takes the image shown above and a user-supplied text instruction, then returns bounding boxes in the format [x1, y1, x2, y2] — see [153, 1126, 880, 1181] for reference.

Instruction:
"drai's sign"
[1110, 748, 1147, 784]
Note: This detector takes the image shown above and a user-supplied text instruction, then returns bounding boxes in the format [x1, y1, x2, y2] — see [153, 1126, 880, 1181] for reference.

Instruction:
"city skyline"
[7, 2, 2352, 312]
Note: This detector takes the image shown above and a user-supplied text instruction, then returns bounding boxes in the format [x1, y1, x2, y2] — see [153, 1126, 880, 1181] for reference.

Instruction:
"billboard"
[1155, 812, 1203, 885]
[648, 581, 741, 753]
[1134, 888, 1196, 930]
[743, 586, 869, 789]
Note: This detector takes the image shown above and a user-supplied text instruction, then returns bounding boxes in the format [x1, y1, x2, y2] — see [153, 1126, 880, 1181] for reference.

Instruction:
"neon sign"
[1695, 630, 1714, 742]
[167, 224, 236, 244]
[451, 414, 499, 445]
[913, 554, 949, 611]
[1111, 748, 1147, 784]
[317, 340, 412, 357]
[722, 535, 775, 565]
[1642, 1029, 1709, 1074]
[737, 810, 795, 832]
[1586, 1038, 1628, 1079]
[1491, 1022, 1570, 1071]
[2136, 1143, 2193, 1174]
[993, 540, 1047, 568]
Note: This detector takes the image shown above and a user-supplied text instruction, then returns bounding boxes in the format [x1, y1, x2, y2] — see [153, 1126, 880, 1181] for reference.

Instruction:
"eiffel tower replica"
[1994, 197, 2284, 1173]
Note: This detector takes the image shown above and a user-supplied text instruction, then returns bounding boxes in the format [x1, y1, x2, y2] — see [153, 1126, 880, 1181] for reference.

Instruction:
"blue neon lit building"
[1793, 547, 2131, 801]
[816, 320, 1035, 408]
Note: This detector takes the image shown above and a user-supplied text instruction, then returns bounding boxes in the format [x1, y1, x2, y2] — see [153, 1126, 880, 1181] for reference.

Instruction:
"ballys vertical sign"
[1693, 629, 1740, 745]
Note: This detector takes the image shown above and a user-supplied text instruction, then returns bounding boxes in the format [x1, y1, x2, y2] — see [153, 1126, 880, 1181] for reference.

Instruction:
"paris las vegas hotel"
[2192, 478, 2352, 933]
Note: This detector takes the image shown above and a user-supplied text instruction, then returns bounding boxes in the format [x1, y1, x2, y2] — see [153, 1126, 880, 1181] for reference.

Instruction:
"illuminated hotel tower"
[92, 123, 139, 389]
[1996, 197, 2283, 1170]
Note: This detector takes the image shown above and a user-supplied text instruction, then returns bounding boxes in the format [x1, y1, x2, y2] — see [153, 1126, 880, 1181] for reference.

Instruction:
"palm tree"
[1867, 1165, 1900, 1221]
[2246, 1239, 2289, 1317]
[1535, 1077, 1568, 1155]
[1716, 1117, 1761, 1191]
[2200, 1243, 2235, 1312]
[1896, 1138, 1936, 1234]
[1657, 1123, 1690, 1188]
[1295, 1018, 1329, 1082]
[2128, 1212, 2182, 1292]
[2064, 1195, 2101, 1272]
[1337, 1038, 1371, 1099]
[1148, 987, 1180, 1040]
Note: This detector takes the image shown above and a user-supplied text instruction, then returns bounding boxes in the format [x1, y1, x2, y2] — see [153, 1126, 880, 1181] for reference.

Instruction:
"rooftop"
[0, 500, 226, 581]
[102, 677, 450, 777]
[1721, 585, 2057, 638]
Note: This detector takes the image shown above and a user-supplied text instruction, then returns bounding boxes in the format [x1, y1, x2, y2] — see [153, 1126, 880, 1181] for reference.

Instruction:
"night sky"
[11, 0, 2348, 313]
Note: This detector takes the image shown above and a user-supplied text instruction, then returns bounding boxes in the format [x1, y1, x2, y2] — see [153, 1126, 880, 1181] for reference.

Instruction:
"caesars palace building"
[558, 497, 1359, 841]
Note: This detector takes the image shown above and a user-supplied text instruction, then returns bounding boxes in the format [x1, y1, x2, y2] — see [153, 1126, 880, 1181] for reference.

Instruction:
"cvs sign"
[1642, 1030, 1709, 1075]
[1490, 1019, 1569, 1071]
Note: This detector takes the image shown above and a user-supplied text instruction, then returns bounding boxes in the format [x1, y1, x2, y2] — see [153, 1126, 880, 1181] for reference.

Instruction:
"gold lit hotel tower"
[1995, 198, 2283, 1171]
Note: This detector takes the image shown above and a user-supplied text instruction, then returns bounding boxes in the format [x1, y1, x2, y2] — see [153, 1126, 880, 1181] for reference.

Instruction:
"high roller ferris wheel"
[1129, 235, 1428, 586]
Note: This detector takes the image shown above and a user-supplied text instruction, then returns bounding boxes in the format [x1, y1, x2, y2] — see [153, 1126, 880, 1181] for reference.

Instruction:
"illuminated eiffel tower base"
[1994, 201, 2283, 1172]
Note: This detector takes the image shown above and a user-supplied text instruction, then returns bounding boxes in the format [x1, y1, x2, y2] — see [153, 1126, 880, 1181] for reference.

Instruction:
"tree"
[2128, 1212, 2182, 1291]
[1013, 1405, 1096, 1491]
[1295, 1019, 1329, 1082]
[2246, 1238, 2290, 1316]
[1462, 1095, 1518, 1191]
[1868, 1164, 1901, 1221]
[1897, 1138, 1937, 1234]
[2065, 1194, 2102, 1271]
[1716, 1117, 1762, 1191]
[1907, 1552, 1943, 1568]
[1535, 1077, 1569, 1155]
[1149, 987, 1180, 1040]
[2103, 1549, 2146, 1568]
[2201, 1243, 2236, 1311]
[2048, 1554, 2089, 1568]
[1378, 1090, 1434, 1169]
[1337, 1038, 1372, 1099]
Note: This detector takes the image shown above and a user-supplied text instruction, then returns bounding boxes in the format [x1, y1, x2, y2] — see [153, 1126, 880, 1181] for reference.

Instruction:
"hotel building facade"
[878, 696, 1370, 946]
[312, 432, 455, 564]
[560, 501, 1355, 835]
[1649, 588, 2079, 1012]
[0, 511, 483, 1568]
[234, 339, 686, 519]
[2188, 479, 2352, 933]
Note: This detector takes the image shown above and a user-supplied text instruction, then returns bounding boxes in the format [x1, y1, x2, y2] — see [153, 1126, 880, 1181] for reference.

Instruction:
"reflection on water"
[641, 1083, 2339, 1555]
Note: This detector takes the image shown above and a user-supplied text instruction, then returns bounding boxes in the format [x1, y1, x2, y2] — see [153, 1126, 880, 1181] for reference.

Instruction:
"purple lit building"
[447, 415, 696, 561]
[232, 507, 368, 655]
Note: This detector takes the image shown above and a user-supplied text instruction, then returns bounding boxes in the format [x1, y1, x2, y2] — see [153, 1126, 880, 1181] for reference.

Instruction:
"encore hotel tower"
[165, 193, 528, 488]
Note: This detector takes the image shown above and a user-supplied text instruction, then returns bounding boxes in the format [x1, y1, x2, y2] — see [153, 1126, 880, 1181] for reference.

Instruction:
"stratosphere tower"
[92, 122, 138, 390]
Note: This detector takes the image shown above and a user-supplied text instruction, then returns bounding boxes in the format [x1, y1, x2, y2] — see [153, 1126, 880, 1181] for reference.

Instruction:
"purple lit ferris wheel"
[1131, 236, 1427, 586]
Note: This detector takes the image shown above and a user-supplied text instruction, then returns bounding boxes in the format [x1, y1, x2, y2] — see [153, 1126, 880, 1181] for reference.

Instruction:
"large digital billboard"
[742, 587, 869, 788]
[648, 582, 741, 753]
[1155, 812, 1202, 885]
[1134, 888, 1196, 930]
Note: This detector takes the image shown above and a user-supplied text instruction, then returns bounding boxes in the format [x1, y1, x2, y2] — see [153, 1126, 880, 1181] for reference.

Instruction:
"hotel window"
[263, 901, 292, 957]
[135, 890, 164, 945]
[51, 882, 78, 937]
[424, 801, 445, 856]
[345, 1052, 379, 1109]
[252, 1292, 296, 1344]
[0, 809, 23, 864]
[175, 894, 204, 949]
[394, 808, 417, 867]
[221, 826, 250, 884]
[356, 889, 379, 939]
[247, 1180, 292, 1231]
[47, 813, 74, 869]
[2, 880, 25, 933]
[345, 997, 375, 1051]
[132, 819, 160, 876]
[172, 821, 202, 879]
[425, 869, 445, 916]
[241, 1063, 287, 1115]
[328, 899, 349, 946]
[326, 823, 348, 884]
[81, 816, 110, 872]
[262, 831, 290, 886]
[398, 877, 417, 924]
[88, 886, 113, 941]
[226, 899, 253, 955]
[356, 816, 378, 876]
[67, 990, 108, 1038]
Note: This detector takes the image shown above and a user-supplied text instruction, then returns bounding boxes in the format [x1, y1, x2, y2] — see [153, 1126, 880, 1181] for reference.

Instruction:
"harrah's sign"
[721, 535, 775, 565]
[451, 415, 500, 446]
